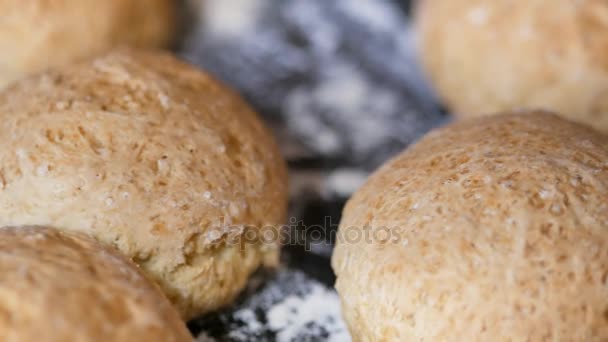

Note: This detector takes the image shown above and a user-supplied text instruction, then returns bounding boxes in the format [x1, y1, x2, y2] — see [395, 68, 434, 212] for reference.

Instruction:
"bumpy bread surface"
[0, 49, 288, 319]
[415, 0, 608, 132]
[0, 0, 175, 88]
[0, 226, 191, 342]
[332, 112, 608, 341]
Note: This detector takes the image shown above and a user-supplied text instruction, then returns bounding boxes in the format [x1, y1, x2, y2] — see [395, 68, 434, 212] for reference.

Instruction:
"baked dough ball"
[0, 49, 288, 319]
[332, 112, 608, 341]
[0, 0, 175, 89]
[0, 226, 191, 342]
[416, 0, 608, 131]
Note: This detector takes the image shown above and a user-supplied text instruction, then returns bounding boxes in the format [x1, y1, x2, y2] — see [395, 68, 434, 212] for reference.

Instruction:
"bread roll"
[0, 226, 191, 342]
[0, 49, 288, 319]
[415, 0, 608, 132]
[0, 0, 175, 89]
[332, 112, 608, 341]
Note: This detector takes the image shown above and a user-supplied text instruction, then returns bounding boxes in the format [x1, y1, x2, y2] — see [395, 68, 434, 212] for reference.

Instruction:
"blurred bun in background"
[0, 49, 288, 320]
[333, 112, 608, 341]
[0, 0, 176, 88]
[416, 0, 608, 132]
[0, 226, 191, 342]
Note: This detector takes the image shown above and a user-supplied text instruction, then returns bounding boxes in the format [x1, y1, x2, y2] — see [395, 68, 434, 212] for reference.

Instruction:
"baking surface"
[181, 0, 444, 340]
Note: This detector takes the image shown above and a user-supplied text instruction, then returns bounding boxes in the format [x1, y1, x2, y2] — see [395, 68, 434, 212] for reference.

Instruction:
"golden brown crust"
[415, 0, 608, 131]
[0, 226, 191, 342]
[0, 49, 288, 319]
[332, 112, 608, 341]
[0, 0, 176, 88]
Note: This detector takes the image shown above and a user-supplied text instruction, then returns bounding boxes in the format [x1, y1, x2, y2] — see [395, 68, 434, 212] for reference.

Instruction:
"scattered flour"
[267, 283, 350, 342]
[193, 269, 351, 341]
[336, 0, 401, 32]
[183, 0, 445, 171]
[203, 0, 264, 36]
[323, 169, 368, 198]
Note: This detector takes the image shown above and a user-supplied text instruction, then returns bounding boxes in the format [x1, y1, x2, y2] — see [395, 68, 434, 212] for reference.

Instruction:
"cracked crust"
[0, 0, 176, 88]
[333, 112, 608, 341]
[416, 0, 608, 131]
[0, 49, 288, 319]
[0, 226, 191, 342]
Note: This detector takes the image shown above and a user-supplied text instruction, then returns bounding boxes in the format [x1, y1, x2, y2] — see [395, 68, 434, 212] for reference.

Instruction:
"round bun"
[332, 112, 608, 340]
[0, 226, 191, 342]
[416, 0, 608, 131]
[0, 49, 288, 319]
[0, 0, 175, 88]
